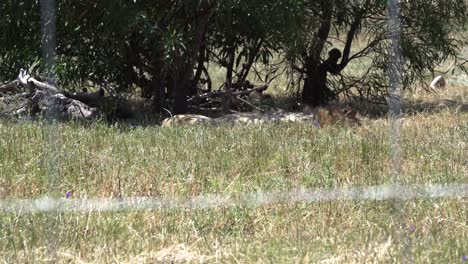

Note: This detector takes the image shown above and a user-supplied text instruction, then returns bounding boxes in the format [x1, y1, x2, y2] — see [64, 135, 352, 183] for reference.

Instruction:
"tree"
[1, 0, 466, 115]
[0, 0, 42, 81]
[281, 0, 467, 105]
[53, 0, 215, 114]
[1, 0, 217, 114]
[204, 0, 284, 90]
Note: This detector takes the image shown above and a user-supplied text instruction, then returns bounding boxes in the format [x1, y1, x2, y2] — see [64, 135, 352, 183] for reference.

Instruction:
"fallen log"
[187, 83, 268, 103]
[0, 81, 21, 95]
[0, 70, 102, 120]
[17, 69, 60, 93]
[186, 83, 269, 113]
[13, 90, 101, 120]
[18, 68, 104, 109]
[64, 89, 105, 107]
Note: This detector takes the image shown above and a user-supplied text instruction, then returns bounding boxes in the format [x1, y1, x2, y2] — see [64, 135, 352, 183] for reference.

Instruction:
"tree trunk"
[193, 36, 207, 87]
[173, 70, 190, 115]
[238, 39, 263, 86]
[301, 1, 334, 105]
[173, 2, 212, 115]
[225, 45, 236, 90]
[302, 54, 325, 106]
[152, 72, 166, 114]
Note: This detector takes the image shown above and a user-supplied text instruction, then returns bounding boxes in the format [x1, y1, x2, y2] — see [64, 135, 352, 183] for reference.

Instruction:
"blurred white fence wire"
[1, 183, 466, 213]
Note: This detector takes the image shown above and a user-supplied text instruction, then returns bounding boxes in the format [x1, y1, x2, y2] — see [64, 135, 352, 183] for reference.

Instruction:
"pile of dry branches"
[0, 69, 105, 120]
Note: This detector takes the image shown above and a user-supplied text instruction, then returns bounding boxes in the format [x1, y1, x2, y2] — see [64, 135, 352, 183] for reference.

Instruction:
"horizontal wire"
[1, 183, 466, 213]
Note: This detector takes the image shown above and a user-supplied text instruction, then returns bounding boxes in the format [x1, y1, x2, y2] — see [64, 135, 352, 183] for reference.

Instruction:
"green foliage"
[281, 0, 467, 102]
[0, 1, 42, 80]
[0, 0, 466, 110]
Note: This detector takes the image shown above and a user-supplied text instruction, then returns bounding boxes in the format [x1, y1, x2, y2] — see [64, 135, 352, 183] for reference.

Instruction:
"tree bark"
[0, 81, 20, 94]
[238, 39, 263, 86]
[64, 89, 104, 107]
[173, 1, 212, 114]
[225, 45, 236, 90]
[193, 34, 207, 89]
[302, 2, 334, 105]
[17, 69, 60, 93]
[152, 76, 166, 113]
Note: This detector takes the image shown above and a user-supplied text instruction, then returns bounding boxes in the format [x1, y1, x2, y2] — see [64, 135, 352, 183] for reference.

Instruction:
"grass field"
[1, 27, 468, 262]
[0, 80, 467, 263]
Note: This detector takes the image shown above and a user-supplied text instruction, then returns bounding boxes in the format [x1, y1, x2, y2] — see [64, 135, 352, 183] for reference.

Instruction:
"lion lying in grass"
[303, 104, 361, 127]
[162, 104, 361, 127]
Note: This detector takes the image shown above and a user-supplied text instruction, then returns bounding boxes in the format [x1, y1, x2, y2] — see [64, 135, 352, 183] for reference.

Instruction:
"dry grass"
[1, 82, 467, 263]
[1, 35, 468, 262]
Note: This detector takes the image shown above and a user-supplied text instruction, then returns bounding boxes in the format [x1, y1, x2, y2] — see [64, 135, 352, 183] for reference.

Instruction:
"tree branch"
[17, 69, 60, 93]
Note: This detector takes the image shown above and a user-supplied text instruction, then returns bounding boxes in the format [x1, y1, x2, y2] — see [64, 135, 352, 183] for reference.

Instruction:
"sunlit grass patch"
[0, 199, 466, 263]
[0, 83, 466, 262]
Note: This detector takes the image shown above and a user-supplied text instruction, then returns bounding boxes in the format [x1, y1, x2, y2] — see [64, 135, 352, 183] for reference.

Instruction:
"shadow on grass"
[346, 94, 467, 119]
[0, 95, 164, 128]
[1, 93, 466, 128]
[403, 99, 468, 115]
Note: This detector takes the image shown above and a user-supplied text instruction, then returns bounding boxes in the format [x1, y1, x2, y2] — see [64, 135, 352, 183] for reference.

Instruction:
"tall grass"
[1, 108, 465, 198]
[0, 83, 467, 262]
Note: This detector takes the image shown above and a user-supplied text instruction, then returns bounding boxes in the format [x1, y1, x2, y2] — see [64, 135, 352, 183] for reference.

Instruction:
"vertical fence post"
[40, 0, 61, 261]
[387, 0, 413, 262]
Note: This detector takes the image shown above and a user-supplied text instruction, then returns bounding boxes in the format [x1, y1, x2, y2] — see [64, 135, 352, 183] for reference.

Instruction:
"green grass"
[0, 85, 467, 262]
[1, 33, 467, 261]
[1, 110, 466, 198]
[1, 200, 467, 263]
[1, 23, 467, 264]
